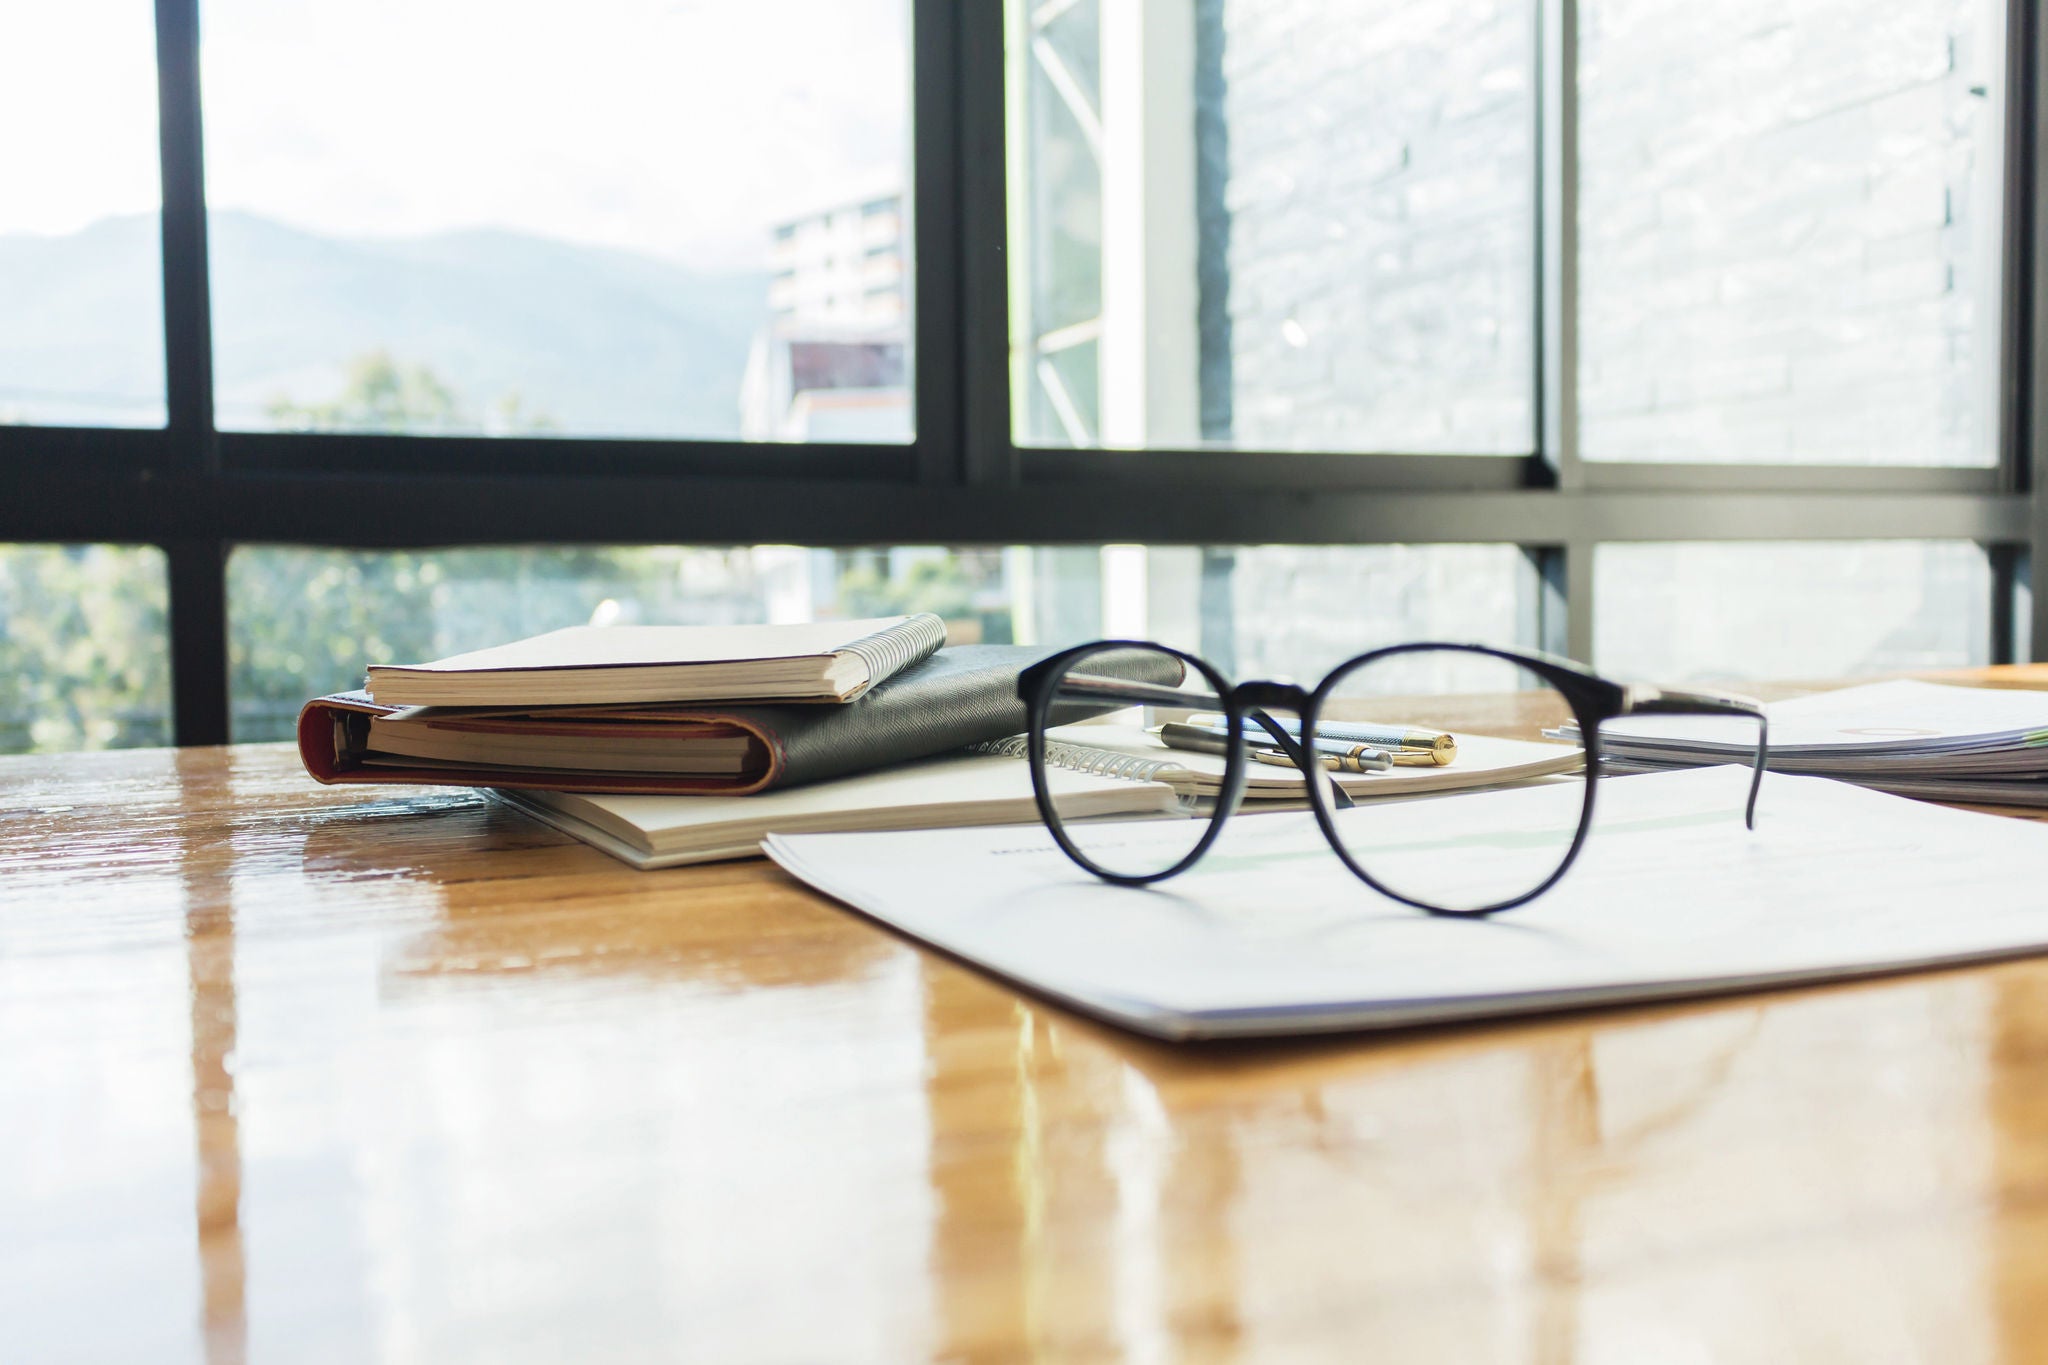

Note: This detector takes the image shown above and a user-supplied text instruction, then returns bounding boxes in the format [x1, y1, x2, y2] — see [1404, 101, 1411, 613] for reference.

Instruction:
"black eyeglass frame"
[1017, 640, 1769, 917]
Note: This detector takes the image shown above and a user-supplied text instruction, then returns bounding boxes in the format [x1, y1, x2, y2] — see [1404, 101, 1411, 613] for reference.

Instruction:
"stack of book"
[1586, 678, 2048, 806]
[306, 614, 1004, 795]
[298, 617, 1585, 868]
[300, 615, 1185, 862]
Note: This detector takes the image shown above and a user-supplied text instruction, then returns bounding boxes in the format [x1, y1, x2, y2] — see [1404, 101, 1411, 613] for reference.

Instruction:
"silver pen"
[1182, 714, 1456, 766]
[1252, 745, 1392, 774]
[1157, 722, 1393, 772]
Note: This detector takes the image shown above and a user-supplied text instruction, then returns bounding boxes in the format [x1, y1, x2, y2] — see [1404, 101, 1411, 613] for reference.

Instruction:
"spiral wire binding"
[970, 734, 1181, 783]
[837, 613, 947, 696]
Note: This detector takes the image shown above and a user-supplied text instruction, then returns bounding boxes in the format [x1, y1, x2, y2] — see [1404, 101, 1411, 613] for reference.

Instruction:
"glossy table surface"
[9, 669, 2048, 1363]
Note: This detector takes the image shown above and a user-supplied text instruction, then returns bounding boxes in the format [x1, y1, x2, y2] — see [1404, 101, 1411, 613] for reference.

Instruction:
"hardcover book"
[363, 614, 947, 707]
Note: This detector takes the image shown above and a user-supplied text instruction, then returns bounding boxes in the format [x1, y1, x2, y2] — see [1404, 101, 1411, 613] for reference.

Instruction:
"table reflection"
[184, 778, 247, 1365]
[4, 747, 2032, 1361]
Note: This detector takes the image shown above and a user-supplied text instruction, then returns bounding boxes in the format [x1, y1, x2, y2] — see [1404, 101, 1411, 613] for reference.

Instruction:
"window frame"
[0, 0, 2039, 744]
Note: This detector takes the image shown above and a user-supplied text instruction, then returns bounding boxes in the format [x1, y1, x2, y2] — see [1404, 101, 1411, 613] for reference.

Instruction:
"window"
[1577, 1, 2005, 466]
[0, 0, 2038, 751]
[228, 544, 1529, 739]
[1595, 542, 1991, 682]
[1008, 0, 1537, 453]
[0, 546, 170, 753]
[201, 0, 913, 442]
[0, 1, 165, 428]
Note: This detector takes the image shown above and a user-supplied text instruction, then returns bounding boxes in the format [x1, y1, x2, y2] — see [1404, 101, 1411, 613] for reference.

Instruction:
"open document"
[766, 767, 2048, 1039]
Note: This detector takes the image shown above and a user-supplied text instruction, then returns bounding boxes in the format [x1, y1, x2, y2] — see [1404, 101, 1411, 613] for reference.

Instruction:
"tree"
[0, 545, 171, 753]
[264, 349, 558, 435]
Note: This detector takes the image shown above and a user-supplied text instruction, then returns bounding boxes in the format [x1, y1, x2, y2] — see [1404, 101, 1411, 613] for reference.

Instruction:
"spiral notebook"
[497, 723, 1583, 869]
[495, 745, 1177, 868]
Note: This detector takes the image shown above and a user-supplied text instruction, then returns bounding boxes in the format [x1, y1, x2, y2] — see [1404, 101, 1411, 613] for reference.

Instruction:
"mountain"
[0, 212, 770, 437]
[0, 215, 167, 426]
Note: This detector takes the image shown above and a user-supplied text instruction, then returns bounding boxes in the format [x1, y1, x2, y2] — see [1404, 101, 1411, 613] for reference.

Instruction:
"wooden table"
[8, 671, 2048, 1362]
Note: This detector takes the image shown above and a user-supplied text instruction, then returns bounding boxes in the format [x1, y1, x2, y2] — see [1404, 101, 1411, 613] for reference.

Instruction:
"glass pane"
[202, 0, 911, 442]
[1181, 545, 1530, 680]
[1008, 0, 1536, 453]
[1595, 542, 1990, 683]
[0, 545, 171, 752]
[229, 544, 1530, 740]
[1578, 2, 2004, 466]
[0, 2, 165, 428]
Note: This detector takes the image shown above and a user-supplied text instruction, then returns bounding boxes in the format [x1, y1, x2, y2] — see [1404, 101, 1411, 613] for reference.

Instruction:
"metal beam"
[218, 430, 916, 481]
[155, 0, 214, 469]
[164, 539, 230, 744]
[960, 0, 1015, 485]
[155, 0, 229, 743]
[2024, 0, 2048, 660]
[1537, 0, 1580, 492]
[911, 0, 964, 484]
[1991, 541, 2023, 664]
[0, 467, 2026, 549]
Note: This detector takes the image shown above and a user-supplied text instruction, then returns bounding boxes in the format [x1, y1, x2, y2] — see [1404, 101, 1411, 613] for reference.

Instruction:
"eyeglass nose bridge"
[1233, 679, 1314, 713]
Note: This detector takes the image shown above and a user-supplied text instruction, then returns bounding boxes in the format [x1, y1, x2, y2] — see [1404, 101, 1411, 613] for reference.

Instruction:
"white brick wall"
[1216, 0, 1998, 467]
[1219, 0, 1535, 455]
[1576, 0, 1994, 465]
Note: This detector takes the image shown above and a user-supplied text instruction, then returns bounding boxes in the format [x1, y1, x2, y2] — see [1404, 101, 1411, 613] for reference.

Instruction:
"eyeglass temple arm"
[1246, 707, 1354, 810]
[1619, 684, 1771, 831]
[1055, 674, 1214, 709]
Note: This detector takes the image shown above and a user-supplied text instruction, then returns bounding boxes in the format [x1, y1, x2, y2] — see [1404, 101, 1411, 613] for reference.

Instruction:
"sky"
[0, 0, 909, 270]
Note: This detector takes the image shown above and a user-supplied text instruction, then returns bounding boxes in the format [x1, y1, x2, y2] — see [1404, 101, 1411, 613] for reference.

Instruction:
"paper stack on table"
[766, 766, 2048, 1040]
[1582, 679, 2048, 806]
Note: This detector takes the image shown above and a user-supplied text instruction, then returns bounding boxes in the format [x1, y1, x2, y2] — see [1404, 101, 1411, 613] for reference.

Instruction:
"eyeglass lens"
[1315, 647, 1589, 913]
[1036, 643, 1229, 879]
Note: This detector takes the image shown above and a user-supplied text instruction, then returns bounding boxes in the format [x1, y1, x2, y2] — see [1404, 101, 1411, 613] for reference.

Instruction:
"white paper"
[766, 767, 2048, 1039]
[1601, 678, 2048, 756]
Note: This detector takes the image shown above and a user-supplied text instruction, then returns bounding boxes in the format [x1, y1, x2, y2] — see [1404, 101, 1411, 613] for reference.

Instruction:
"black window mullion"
[957, 0, 1016, 487]
[911, 0, 964, 485]
[165, 539, 231, 746]
[155, 0, 229, 743]
[2016, 0, 2048, 661]
[1536, 0, 1580, 495]
[1990, 542, 2022, 664]
[154, 0, 215, 468]
[2000, 0, 2036, 503]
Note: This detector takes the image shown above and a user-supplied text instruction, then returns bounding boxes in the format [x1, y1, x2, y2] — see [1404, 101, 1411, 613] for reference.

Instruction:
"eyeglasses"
[1017, 641, 1768, 917]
